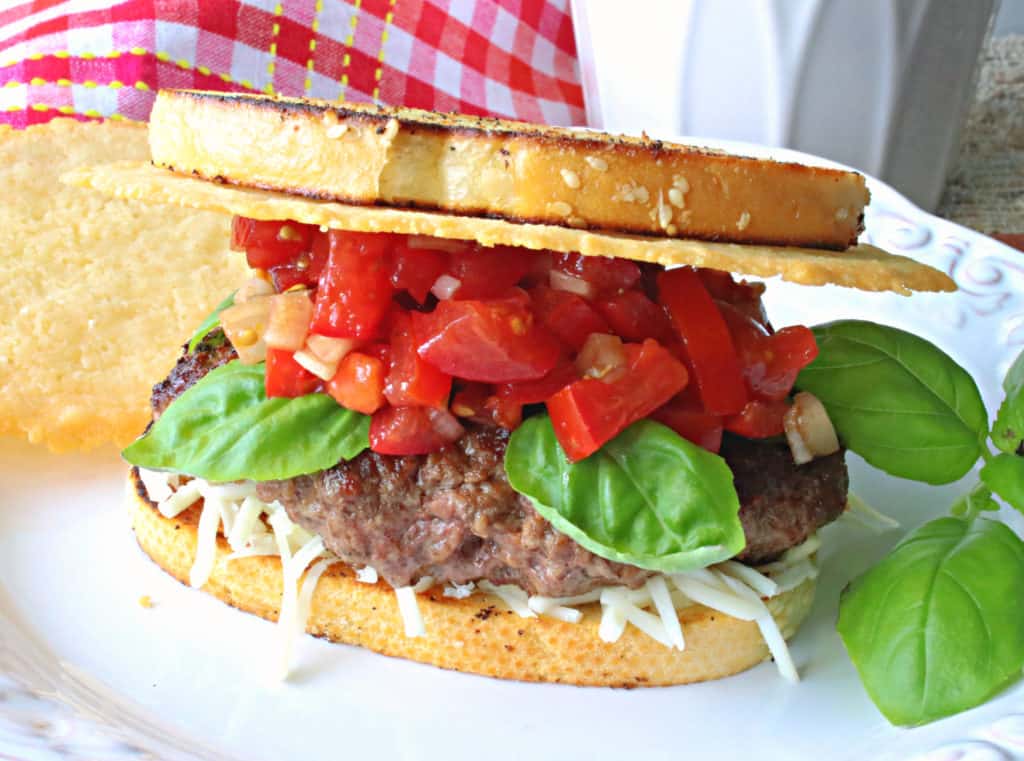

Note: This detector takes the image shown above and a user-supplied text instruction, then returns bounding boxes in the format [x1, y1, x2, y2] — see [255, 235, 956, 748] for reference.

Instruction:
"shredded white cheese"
[394, 586, 426, 637]
[443, 581, 476, 599]
[844, 492, 901, 532]
[141, 472, 821, 683]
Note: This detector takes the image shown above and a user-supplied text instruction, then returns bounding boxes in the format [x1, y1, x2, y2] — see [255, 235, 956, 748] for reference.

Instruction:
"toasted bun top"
[148, 89, 868, 250]
[65, 159, 955, 294]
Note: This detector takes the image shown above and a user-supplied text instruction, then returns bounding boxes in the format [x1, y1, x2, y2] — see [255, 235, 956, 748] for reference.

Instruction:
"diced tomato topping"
[232, 218, 316, 269]
[389, 244, 448, 303]
[447, 246, 544, 299]
[553, 252, 641, 296]
[651, 394, 724, 453]
[547, 339, 689, 461]
[265, 348, 321, 398]
[657, 268, 748, 416]
[450, 384, 523, 428]
[311, 231, 394, 339]
[719, 303, 818, 401]
[369, 406, 463, 455]
[327, 352, 386, 414]
[413, 298, 560, 383]
[384, 313, 452, 408]
[595, 291, 674, 343]
[496, 360, 579, 404]
[724, 399, 790, 438]
[530, 286, 611, 350]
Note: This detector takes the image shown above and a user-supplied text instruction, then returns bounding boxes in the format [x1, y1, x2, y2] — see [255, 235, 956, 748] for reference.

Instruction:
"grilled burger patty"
[152, 332, 848, 598]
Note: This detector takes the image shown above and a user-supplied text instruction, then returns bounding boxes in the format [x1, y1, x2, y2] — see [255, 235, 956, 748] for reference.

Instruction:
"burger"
[67, 89, 954, 686]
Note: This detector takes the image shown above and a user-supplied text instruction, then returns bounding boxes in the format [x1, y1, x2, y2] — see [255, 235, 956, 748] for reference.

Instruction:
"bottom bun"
[128, 470, 815, 687]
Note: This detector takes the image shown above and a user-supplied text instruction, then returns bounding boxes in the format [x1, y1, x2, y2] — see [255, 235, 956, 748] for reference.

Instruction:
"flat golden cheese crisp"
[0, 120, 246, 452]
[65, 160, 955, 295]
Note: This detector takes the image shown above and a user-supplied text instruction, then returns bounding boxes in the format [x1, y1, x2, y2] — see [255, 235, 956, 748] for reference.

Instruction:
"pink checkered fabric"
[0, 0, 585, 129]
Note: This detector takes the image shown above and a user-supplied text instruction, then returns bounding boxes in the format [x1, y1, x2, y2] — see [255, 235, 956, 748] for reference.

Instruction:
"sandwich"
[66, 89, 955, 686]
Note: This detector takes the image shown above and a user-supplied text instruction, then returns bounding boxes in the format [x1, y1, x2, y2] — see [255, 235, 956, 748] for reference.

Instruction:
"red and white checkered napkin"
[0, 0, 585, 128]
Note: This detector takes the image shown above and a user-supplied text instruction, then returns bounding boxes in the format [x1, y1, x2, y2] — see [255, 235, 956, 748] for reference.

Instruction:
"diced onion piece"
[293, 348, 338, 381]
[236, 275, 275, 303]
[306, 333, 359, 364]
[784, 391, 840, 465]
[575, 333, 626, 381]
[408, 235, 470, 253]
[265, 291, 313, 351]
[395, 586, 426, 637]
[550, 269, 595, 299]
[430, 274, 462, 300]
[426, 408, 465, 442]
[220, 298, 271, 365]
[756, 613, 799, 683]
[526, 596, 583, 624]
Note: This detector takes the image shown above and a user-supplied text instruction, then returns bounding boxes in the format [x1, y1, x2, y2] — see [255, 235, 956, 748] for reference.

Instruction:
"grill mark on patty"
[150, 336, 848, 597]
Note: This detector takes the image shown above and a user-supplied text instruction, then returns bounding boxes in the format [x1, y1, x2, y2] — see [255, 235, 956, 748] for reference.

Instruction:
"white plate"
[3, 139, 1024, 761]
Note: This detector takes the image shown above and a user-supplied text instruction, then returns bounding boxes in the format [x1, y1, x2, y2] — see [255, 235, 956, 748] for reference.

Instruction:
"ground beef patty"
[152, 333, 848, 598]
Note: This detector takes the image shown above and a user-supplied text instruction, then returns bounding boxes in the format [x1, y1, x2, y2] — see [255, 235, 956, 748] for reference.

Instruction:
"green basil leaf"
[123, 361, 369, 481]
[992, 349, 1024, 454]
[187, 291, 236, 353]
[981, 453, 1024, 513]
[505, 416, 744, 573]
[838, 516, 1024, 726]
[949, 482, 999, 519]
[796, 321, 987, 484]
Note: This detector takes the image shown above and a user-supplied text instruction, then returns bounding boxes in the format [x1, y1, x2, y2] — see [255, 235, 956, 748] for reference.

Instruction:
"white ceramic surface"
[571, 0, 998, 211]
[2, 139, 1024, 761]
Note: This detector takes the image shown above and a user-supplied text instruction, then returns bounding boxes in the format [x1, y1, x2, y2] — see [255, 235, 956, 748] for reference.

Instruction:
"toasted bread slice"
[129, 469, 815, 686]
[150, 89, 868, 250]
[66, 160, 955, 294]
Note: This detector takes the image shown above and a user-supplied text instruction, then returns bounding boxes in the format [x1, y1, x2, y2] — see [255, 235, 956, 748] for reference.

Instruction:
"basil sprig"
[836, 343, 1024, 726]
[795, 320, 988, 484]
[124, 361, 369, 481]
[187, 291, 236, 353]
[837, 517, 1024, 726]
[505, 416, 744, 573]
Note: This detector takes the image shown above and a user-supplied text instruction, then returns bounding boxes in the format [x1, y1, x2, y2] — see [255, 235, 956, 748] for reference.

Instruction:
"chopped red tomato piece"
[413, 298, 560, 383]
[725, 399, 790, 438]
[719, 303, 818, 401]
[595, 291, 674, 343]
[389, 244, 448, 303]
[384, 313, 452, 408]
[448, 246, 543, 299]
[370, 406, 464, 455]
[496, 360, 578, 404]
[450, 384, 523, 428]
[311, 231, 394, 339]
[231, 217, 316, 270]
[657, 268, 748, 416]
[547, 339, 689, 461]
[327, 352, 386, 414]
[265, 348, 321, 398]
[530, 286, 610, 350]
[553, 252, 641, 296]
[651, 395, 724, 452]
